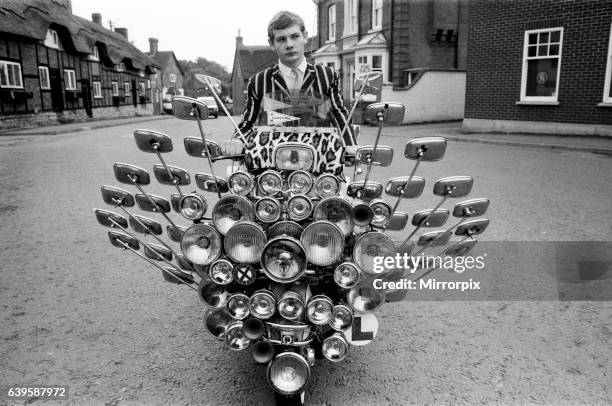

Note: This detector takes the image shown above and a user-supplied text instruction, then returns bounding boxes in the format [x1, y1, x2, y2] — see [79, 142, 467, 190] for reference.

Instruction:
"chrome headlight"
[313, 197, 353, 237]
[255, 197, 281, 223]
[287, 195, 313, 221]
[322, 333, 349, 362]
[225, 321, 251, 351]
[273, 143, 315, 171]
[228, 171, 254, 195]
[227, 293, 250, 320]
[287, 170, 314, 194]
[224, 221, 266, 263]
[334, 262, 361, 289]
[198, 277, 228, 309]
[277, 291, 305, 321]
[300, 221, 344, 266]
[369, 199, 392, 227]
[347, 282, 384, 312]
[353, 232, 396, 275]
[179, 193, 208, 221]
[261, 237, 307, 283]
[257, 170, 283, 196]
[249, 289, 276, 319]
[212, 195, 255, 235]
[204, 308, 231, 340]
[268, 221, 303, 240]
[329, 305, 353, 331]
[267, 352, 310, 395]
[314, 174, 340, 198]
[180, 224, 222, 265]
[306, 295, 333, 325]
[209, 259, 233, 285]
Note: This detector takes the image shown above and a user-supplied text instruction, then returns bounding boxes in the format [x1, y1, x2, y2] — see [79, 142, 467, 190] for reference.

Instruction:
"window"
[603, 22, 612, 103]
[93, 81, 102, 98]
[139, 82, 145, 95]
[116, 63, 125, 72]
[372, 0, 383, 30]
[139, 71, 145, 78]
[169, 73, 176, 83]
[112, 81, 119, 96]
[44, 29, 59, 49]
[89, 46, 100, 61]
[147, 79, 151, 89]
[358, 56, 368, 64]
[372, 55, 382, 70]
[520, 27, 563, 102]
[0, 60, 23, 88]
[64, 69, 77, 90]
[344, 0, 358, 36]
[124, 81, 130, 98]
[39, 66, 50, 89]
[328, 5, 336, 41]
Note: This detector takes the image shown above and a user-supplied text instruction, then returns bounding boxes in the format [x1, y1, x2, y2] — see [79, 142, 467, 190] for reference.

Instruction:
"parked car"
[162, 96, 173, 115]
[196, 96, 219, 118]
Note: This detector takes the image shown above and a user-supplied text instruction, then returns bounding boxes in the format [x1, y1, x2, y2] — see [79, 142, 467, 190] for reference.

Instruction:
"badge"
[233, 264, 257, 285]
[343, 312, 378, 346]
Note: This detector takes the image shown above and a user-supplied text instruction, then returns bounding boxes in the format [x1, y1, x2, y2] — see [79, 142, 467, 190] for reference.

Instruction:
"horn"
[198, 278, 228, 309]
[251, 340, 275, 364]
[243, 318, 265, 340]
[351, 202, 373, 227]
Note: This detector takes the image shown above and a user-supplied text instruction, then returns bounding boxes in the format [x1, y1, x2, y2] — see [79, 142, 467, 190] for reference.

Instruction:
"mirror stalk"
[411, 235, 475, 283]
[361, 114, 385, 187]
[412, 218, 465, 257]
[339, 72, 371, 149]
[399, 196, 448, 248]
[385, 159, 423, 229]
[193, 109, 222, 199]
[154, 146, 184, 198]
[127, 175, 179, 229]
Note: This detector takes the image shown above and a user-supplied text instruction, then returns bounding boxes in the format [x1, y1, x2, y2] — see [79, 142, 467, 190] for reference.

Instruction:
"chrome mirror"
[134, 129, 173, 153]
[129, 215, 163, 235]
[135, 193, 171, 213]
[417, 230, 452, 247]
[347, 181, 383, 200]
[356, 146, 393, 167]
[385, 212, 409, 231]
[171, 96, 209, 121]
[113, 163, 150, 185]
[94, 209, 128, 228]
[161, 267, 195, 284]
[144, 243, 173, 261]
[184, 137, 222, 159]
[404, 137, 447, 161]
[195, 173, 229, 193]
[170, 193, 181, 213]
[167, 225, 188, 243]
[445, 239, 478, 256]
[433, 176, 473, 198]
[385, 176, 425, 198]
[365, 102, 405, 125]
[108, 230, 139, 250]
[455, 219, 489, 237]
[101, 185, 135, 207]
[452, 198, 490, 218]
[176, 254, 195, 271]
[153, 164, 191, 186]
[411, 209, 450, 227]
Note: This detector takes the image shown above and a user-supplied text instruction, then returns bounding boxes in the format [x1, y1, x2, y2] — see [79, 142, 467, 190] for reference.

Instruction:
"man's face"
[269, 24, 308, 67]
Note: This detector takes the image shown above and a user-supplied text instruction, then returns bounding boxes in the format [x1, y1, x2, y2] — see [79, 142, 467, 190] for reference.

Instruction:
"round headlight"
[347, 282, 384, 312]
[209, 259, 233, 285]
[258, 170, 283, 196]
[180, 224, 222, 265]
[287, 170, 314, 194]
[329, 304, 353, 331]
[306, 295, 333, 325]
[249, 289, 276, 319]
[267, 352, 310, 395]
[261, 237, 307, 283]
[233, 263, 258, 286]
[179, 193, 208, 221]
[224, 221, 266, 263]
[268, 221, 303, 240]
[322, 333, 349, 362]
[277, 291, 305, 321]
[300, 221, 344, 266]
[255, 197, 281, 223]
[353, 231, 396, 275]
[204, 308, 231, 340]
[225, 321, 251, 351]
[212, 195, 255, 235]
[334, 262, 361, 289]
[228, 171, 254, 195]
[227, 293, 250, 320]
[313, 197, 353, 237]
[287, 195, 313, 221]
[314, 174, 340, 198]
[369, 199, 392, 227]
[198, 278, 228, 309]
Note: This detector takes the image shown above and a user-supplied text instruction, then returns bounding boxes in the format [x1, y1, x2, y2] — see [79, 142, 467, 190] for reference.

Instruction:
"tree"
[179, 57, 231, 98]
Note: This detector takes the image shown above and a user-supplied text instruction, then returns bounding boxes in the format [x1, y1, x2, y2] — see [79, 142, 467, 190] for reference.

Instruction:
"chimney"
[115, 27, 128, 40]
[149, 38, 159, 55]
[236, 29, 243, 47]
[92, 13, 102, 25]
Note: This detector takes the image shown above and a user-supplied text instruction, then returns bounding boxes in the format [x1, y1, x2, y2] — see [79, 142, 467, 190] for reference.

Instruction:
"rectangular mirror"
[176, 254, 195, 271]
[113, 163, 150, 185]
[161, 267, 194, 284]
[385, 176, 425, 198]
[417, 230, 452, 247]
[404, 137, 447, 161]
[455, 218, 489, 237]
[134, 129, 173, 153]
[444, 239, 478, 257]
[170, 193, 181, 213]
[356, 146, 394, 167]
[108, 230, 139, 250]
[385, 212, 409, 231]
[144, 243, 173, 261]
[153, 164, 191, 186]
[452, 198, 490, 218]
[171, 96, 209, 121]
[95, 209, 128, 229]
[101, 185, 135, 207]
[411, 209, 450, 227]
[167, 225, 188, 243]
[347, 181, 383, 200]
[195, 173, 229, 193]
[365, 102, 405, 125]
[135, 193, 171, 213]
[433, 176, 474, 198]
[129, 214, 163, 235]
[184, 137, 222, 159]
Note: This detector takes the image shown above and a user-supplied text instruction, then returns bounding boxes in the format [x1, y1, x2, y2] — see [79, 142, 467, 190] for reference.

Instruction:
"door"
[49, 68, 64, 112]
[131, 80, 137, 107]
[81, 79, 92, 117]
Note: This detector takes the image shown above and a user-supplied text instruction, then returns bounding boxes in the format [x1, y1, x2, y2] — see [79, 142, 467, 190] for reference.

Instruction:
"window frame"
[603, 21, 612, 103]
[124, 81, 130, 98]
[344, 0, 358, 36]
[0, 60, 24, 89]
[64, 69, 77, 90]
[328, 4, 337, 41]
[372, 0, 383, 30]
[39, 66, 50, 89]
[139, 82, 146, 95]
[111, 81, 119, 96]
[44, 29, 60, 49]
[520, 27, 564, 103]
[93, 81, 102, 98]
[116, 63, 125, 72]
[169, 73, 176, 83]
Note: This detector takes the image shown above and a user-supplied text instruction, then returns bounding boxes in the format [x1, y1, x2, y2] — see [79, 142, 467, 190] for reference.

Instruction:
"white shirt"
[278, 59, 307, 90]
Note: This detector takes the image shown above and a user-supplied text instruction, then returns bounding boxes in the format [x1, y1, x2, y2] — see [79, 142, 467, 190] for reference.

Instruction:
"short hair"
[267, 11, 306, 42]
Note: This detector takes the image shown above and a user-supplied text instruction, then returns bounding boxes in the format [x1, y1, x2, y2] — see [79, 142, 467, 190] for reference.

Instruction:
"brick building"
[145, 38, 184, 114]
[463, 0, 612, 135]
[0, 0, 159, 130]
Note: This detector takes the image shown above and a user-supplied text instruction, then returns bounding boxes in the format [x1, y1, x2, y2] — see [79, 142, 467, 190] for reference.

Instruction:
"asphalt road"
[1, 117, 611, 405]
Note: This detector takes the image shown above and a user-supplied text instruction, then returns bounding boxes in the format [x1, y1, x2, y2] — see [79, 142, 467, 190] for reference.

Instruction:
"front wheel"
[274, 391, 305, 406]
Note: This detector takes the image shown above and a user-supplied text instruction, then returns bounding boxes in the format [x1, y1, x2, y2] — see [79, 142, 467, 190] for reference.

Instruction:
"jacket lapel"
[271, 64, 289, 92]
[300, 64, 317, 93]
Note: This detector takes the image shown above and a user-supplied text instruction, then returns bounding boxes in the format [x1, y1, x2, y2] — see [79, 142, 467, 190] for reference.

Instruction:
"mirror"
[380, 268, 409, 303]
[417, 230, 452, 247]
[385, 212, 409, 231]
[433, 176, 474, 198]
[129, 214, 163, 235]
[176, 254, 195, 272]
[170, 193, 181, 213]
[171, 96, 209, 121]
[356, 146, 394, 167]
[385, 176, 426, 198]
[195, 173, 229, 193]
[167, 224, 188, 243]
[161, 267, 195, 284]
[184, 137, 222, 159]
[94, 209, 128, 229]
[101, 185, 135, 207]
[404, 137, 447, 161]
[133, 129, 173, 153]
[455, 218, 489, 237]
[365, 102, 405, 125]
[113, 163, 150, 185]
[444, 239, 478, 257]
[108, 230, 139, 250]
[411, 209, 450, 227]
[135, 193, 171, 213]
[452, 198, 490, 218]
[144, 243, 173, 261]
[153, 164, 191, 186]
[347, 181, 383, 200]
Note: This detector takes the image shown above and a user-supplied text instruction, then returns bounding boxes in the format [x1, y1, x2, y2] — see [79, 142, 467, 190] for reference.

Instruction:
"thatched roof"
[146, 51, 184, 75]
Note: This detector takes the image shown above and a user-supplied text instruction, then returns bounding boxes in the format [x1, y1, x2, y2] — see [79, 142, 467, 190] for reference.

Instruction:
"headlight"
[204, 308, 231, 340]
[225, 321, 251, 351]
[314, 174, 340, 198]
[255, 197, 281, 223]
[228, 171, 254, 195]
[224, 221, 266, 263]
[313, 197, 353, 237]
[352, 232, 396, 275]
[273, 143, 315, 171]
[334, 262, 361, 289]
[257, 170, 282, 196]
[287, 195, 313, 221]
[300, 221, 344, 266]
[322, 333, 349, 362]
[233, 263, 258, 286]
[212, 195, 255, 235]
[249, 289, 276, 319]
[268, 221, 303, 240]
[287, 170, 314, 194]
[267, 352, 310, 395]
[369, 199, 392, 227]
[180, 224, 222, 265]
[347, 282, 384, 312]
[277, 291, 305, 321]
[179, 193, 208, 221]
[198, 277, 228, 308]
[227, 293, 250, 320]
[209, 259, 233, 285]
[306, 295, 333, 325]
[329, 305, 353, 331]
[261, 237, 307, 283]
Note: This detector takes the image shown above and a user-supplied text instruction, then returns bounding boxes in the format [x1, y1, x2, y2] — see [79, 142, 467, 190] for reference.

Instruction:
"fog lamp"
[261, 237, 307, 283]
[300, 221, 344, 266]
[314, 174, 340, 198]
[228, 171, 254, 195]
[353, 232, 396, 275]
[306, 295, 333, 325]
[313, 197, 353, 237]
[322, 333, 349, 362]
[180, 224, 222, 265]
[258, 170, 283, 196]
[209, 259, 233, 285]
[347, 282, 384, 312]
[249, 289, 276, 319]
[227, 293, 250, 320]
[267, 352, 310, 395]
[224, 221, 266, 263]
[287, 195, 313, 221]
[179, 193, 208, 221]
[274, 143, 315, 171]
[287, 170, 314, 194]
[255, 197, 281, 223]
[225, 321, 251, 351]
[334, 262, 361, 289]
[212, 195, 255, 235]
[277, 291, 305, 321]
[329, 305, 353, 331]
[369, 199, 392, 227]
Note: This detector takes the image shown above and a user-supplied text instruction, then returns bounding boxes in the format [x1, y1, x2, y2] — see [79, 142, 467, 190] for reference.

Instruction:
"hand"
[220, 139, 245, 156]
[345, 145, 358, 156]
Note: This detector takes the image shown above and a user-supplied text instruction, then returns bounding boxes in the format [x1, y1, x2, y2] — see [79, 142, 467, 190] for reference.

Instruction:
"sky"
[71, 0, 318, 72]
